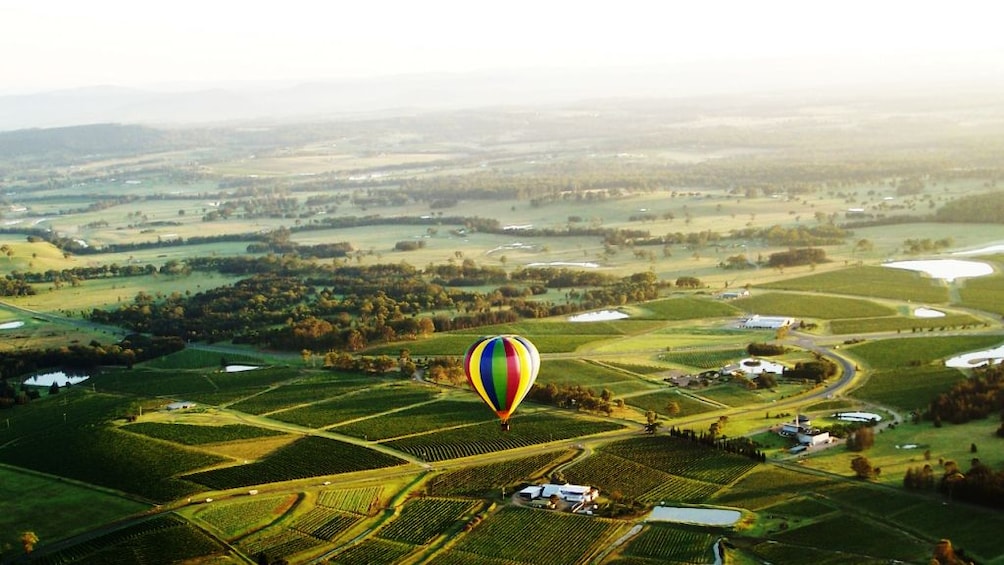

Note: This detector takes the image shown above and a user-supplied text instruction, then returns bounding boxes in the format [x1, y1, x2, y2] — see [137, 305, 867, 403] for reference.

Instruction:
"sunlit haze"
[2, 0, 1002, 94]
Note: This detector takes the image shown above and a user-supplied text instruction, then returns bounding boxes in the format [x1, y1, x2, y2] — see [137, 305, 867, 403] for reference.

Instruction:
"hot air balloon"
[464, 335, 540, 431]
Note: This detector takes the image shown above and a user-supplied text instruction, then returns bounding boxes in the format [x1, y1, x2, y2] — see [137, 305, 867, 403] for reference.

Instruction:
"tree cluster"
[527, 383, 614, 415]
[926, 363, 1004, 425]
[766, 247, 828, 268]
[782, 358, 838, 383]
[746, 342, 787, 356]
[667, 426, 767, 463]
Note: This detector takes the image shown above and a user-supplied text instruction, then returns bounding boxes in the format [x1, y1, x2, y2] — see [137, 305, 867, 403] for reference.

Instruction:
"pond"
[568, 310, 630, 322]
[883, 259, 992, 283]
[22, 371, 90, 387]
[834, 411, 882, 422]
[225, 365, 262, 373]
[0, 321, 25, 329]
[913, 307, 945, 318]
[945, 344, 1004, 368]
[646, 506, 741, 526]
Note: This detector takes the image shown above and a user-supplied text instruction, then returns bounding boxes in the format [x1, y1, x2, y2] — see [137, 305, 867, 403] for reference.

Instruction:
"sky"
[1, 0, 1003, 94]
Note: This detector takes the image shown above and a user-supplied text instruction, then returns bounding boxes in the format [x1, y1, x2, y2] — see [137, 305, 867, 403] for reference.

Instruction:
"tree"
[665, 401, 681, 417]
[644, 410, 661, 434]
[851, 455, 875, 480]
[48, 381, 60, 395]
[20, 531, 38, 554]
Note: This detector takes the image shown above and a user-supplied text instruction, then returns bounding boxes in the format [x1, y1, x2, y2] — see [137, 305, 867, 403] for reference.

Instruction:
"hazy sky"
[2, 0, 1002, 94]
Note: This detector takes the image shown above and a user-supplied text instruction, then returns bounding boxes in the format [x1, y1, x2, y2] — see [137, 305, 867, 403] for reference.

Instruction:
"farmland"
[6, 91, 1004, 565]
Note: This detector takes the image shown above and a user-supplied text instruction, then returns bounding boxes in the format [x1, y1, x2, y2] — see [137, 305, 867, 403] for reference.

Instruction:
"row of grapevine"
[333, 399, 493, 440]
[238, 529, 323, 561]
[384, 413, 623, 462]
[638, 476, 722, 504]
[318, 486, 383, 514]
[620, 524, 716, 564]
[326, 538, 414, 565]
[123, 422, 285, 445]
[604, 436, 758, 485]
[268, 386, 439, 428]
[660, 348, 746, 369]
[563, 453, 672, 500]
[447, 506, 620, 565]
[184, 436, 405, 490]
[31, 515, 221, 565]
[228, 379, 372, 415]
[194, 494, 296, 538]
[291, 507, 361, 541]
[425, 450, 575, 496]
[376, 497, 480, 545]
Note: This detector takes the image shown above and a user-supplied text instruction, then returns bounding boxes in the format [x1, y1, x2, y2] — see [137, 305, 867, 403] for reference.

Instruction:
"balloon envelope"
[464, 335, 540, 426]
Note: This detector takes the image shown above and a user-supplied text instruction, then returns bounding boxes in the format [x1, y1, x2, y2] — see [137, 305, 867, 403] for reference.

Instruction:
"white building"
[797, 429, 831, 446]
[531, 483, 599, 505]
[741, 315, 794, 329]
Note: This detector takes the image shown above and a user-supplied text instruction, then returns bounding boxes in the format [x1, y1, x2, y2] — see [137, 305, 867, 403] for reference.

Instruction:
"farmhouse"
[797, 428, 832, 446]
[718, 289, 751, 300]
[721, 358, 785, 378]
[741, 315, 793, 329]
[524, 483, 599, 506]
[166, 401, 197, 411]
[780, 415, 812, 436]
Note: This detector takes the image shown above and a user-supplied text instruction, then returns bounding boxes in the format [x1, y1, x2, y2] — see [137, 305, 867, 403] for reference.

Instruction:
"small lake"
[883, 259, 992, 283]
[913, 308, 945, 318]
[834, 411, 882, 422]
[225, 365, 262, 373]
[647, 506, 741, 526]
[568, 310, 630, 322]
[945, 344, 1004, 368]
[22, 371, 90, 387]
[0, 321, 25, 329]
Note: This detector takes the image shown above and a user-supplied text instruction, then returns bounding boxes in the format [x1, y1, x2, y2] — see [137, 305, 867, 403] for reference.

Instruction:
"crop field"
[383, 413, 624, 462]
[193, 493, 297, 538]
[884, 498, 1004, 560]
[425, 449, 576, 496]
[536, 359, 654, 392]
[326, 538, 415, 565]
[333, 398, 493, 440]
[733, 292, 894, 319]
[318, 486, 384, 514]
[844, 335, 1004, 369]
[29, 514, 224, 565]
[774, 513, 928, 562]
[660, 347, 746, 369]
[183, 436, 406, 490]
[446, 506, 620, 565]
[450, 320, 661, 336]
[0, 467, 149, 556]
[746, 541, 888, 565]
[758, 266, 949, 303]
[625, 390, 718, 418]
[627, 296, 740, 320]
[93, 365, 301, 398]
[695, 384, 764, 407]
[369, 333, 611, 356]
[267, 385, 439, 428]
[123, 422, 286, 444]
[376, 497, 480, 545]
[850, 365, 966, 411]
[829, 313, 982, 334]
[602, 361, 671, 375]
[227, 378, 374, 414]
[619, 524, 717, 564]
[959, 274, 1004, 315]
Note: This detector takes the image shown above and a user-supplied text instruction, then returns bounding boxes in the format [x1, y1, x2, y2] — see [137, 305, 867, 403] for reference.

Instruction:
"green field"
[733, 292, 894, 319]
[829, 313, 983, 334]
[332, 398, 495, 440]
[625, 390, 719, 418]
[267, 384, 439, 428]
[844, 335, 1004, 369]
[123, 422, 286, 444]
[959, 273, 1004, 315]
[627, 296, 741, 320]
[536, 359, 656, 394]
[850, 365, 967, 411]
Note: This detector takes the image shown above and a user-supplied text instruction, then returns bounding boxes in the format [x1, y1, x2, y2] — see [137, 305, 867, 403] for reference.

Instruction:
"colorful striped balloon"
[463, 335, 541, 431]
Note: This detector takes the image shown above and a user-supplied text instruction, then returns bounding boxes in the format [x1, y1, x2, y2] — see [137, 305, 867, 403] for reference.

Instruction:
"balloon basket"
[500, 421, 510, 432]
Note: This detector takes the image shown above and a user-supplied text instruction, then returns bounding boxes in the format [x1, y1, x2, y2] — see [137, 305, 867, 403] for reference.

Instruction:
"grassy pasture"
[536, 359, 656, 393]
[733, 292, 894, 319]
[959, 273, 1004, 315]
[850, 365, 967, 412]
[696, 384, 767, 407]
[142, 348, 266, 369]
[0, 467, 149, 555]
[626, 296, 741, 320]
[758, 266, 949, 303]
[843, 335, 1004, 369]
[775, 513, 928, 562]
[367, 332, 608, 356]
[829, 313, 983, 334]
[625, 390, 719, 418]
[710, 467, 835, 510]
[449, 319, 663, 336]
